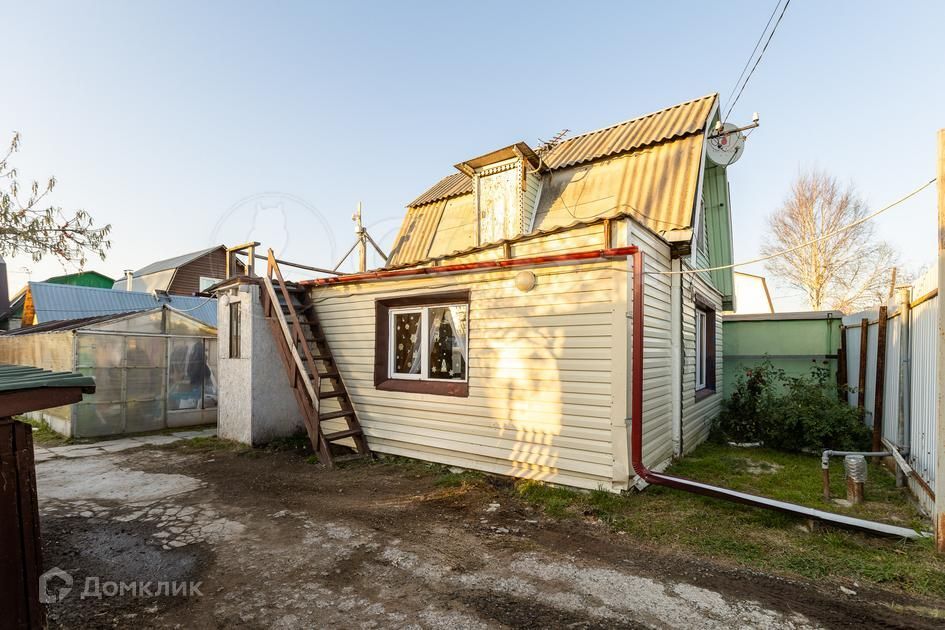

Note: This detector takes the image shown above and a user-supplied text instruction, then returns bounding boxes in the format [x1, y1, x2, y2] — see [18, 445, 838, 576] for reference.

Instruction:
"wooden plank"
[837, 324, 848, 395]
[14, 421, 42, 628]
[0, 419, 27, 628]
[262, 276, 319, 408]
[857, 317, 869, 411]
[873, 306, 888, 453]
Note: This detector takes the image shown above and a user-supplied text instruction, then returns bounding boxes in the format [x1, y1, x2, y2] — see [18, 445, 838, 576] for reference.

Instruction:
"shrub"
[714, 361, 869, 452]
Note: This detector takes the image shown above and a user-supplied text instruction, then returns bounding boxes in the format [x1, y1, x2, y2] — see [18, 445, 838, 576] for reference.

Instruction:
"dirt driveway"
[35, 440, 935, 629]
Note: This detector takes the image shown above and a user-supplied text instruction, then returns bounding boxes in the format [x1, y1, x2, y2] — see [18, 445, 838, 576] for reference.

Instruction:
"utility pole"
[353, 202, 367, 273]
[936, 128, 945, 552]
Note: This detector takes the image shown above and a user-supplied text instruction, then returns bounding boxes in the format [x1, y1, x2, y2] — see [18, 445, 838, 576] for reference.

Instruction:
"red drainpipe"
[627, 250, 922, 540]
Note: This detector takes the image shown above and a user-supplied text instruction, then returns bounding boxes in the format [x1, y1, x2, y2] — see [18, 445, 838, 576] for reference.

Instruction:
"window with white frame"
[695, 308, 707, 390]
[694, 300, 716, 394]
[389, 304, 468, 381]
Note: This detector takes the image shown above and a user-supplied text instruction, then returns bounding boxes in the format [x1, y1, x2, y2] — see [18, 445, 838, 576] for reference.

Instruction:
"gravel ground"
[35, 441, 940, 629]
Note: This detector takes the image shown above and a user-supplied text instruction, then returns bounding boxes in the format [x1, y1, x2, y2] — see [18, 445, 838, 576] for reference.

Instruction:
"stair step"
[318, 389, 346, 399]
[310, 353, 333, 361]
[319, 409, 355, 421]
[319, 370, 339, 379]
[323, 428, 362, 441]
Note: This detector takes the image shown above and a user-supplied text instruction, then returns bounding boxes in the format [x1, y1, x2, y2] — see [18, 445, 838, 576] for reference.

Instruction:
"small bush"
[714, 361, 869, 452]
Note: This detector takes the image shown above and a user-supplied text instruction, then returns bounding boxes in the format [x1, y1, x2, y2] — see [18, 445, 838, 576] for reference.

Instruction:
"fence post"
[857, 318, 869, 412]
[935, 128, 945, 552]
[873, 306, 888, 453]
[897, 287, 912, 487]
[837, 324, 847, 397]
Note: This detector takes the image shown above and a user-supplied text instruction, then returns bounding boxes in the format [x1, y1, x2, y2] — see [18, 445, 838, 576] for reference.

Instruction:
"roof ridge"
[550, 93, 718, 150]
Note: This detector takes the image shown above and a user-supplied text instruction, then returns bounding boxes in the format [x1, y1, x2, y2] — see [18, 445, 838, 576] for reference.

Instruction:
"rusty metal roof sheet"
[541, 93, 716, 170]
[407, 172, 472, 208]
[386, 199, 449, 267]
[390, 94, 718, 268]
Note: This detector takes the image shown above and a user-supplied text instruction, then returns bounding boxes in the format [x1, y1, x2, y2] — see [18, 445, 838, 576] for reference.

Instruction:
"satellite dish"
[706, 122, 746, 167]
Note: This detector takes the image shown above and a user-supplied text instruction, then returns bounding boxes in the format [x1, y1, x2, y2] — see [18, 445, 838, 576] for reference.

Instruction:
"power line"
[652, 177, 936, 276]
[723, 0, 782, 116]
[724, 0, 792, 122]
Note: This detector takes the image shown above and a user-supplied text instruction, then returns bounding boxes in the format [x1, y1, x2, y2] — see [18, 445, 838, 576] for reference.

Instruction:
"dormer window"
[454, 143, 542, 246]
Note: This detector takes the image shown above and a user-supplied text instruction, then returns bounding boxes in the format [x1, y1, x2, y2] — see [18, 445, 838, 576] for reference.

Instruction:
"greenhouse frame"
[0, 306, 218, 437]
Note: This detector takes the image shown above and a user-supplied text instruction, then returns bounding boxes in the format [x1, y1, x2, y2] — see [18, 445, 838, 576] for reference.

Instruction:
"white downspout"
[671, 258, 683, 457]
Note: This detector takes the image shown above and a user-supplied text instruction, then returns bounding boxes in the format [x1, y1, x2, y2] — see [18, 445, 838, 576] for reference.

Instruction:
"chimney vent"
[124, 269, 134, 291]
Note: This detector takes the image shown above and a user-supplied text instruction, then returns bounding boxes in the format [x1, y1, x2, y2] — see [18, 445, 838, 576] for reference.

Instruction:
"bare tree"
[0, 132, 110, 266]
[763, 170, 898, 312]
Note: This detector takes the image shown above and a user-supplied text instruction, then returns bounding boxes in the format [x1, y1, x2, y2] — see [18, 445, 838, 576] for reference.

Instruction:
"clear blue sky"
[2, 1, 943, 307]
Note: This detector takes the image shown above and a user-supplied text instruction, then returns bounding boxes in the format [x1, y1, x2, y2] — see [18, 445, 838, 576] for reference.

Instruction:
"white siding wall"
[681, 264, 724, 452]
[626, 221, 675, 470]
[311, 259, 627, 491]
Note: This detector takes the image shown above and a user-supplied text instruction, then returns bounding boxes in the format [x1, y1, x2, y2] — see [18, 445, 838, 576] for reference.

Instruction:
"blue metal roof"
[27, 282, 217, 327]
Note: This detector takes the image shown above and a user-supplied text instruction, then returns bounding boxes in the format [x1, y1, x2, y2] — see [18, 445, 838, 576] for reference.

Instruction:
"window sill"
[376, 378, 469, 398]
[694, 388, 716, 402]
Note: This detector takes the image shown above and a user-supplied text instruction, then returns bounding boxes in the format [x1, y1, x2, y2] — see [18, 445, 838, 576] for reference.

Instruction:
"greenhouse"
[0, 306, 217, 437]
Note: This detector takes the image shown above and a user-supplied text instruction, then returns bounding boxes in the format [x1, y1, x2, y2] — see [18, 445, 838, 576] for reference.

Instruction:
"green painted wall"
[722, 315, 842, 396]
[44, 271, 114, 288]
[703, 165, 734, 305]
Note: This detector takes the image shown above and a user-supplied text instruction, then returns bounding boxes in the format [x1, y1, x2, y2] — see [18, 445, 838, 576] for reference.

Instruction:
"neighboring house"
[43, 270, 115, 288]
[15, 282, 217, 328]
[115, 245, 243, 295]
[2, 270, 115, 329]
[731, 271, 774, 314]
[220, 93, 739, 491]
[0, 306, 218, 437]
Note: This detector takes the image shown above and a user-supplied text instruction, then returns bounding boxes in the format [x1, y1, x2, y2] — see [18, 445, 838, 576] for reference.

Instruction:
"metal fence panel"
[840, 266, 937, 501]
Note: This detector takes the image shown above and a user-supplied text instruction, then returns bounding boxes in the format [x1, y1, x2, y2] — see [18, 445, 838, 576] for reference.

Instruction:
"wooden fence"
[0, 418, 43, 629]
[840, 265, 938, 513]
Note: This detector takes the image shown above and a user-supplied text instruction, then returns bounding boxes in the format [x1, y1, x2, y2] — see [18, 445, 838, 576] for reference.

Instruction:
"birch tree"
[0, 132, 110, 265]
[763, 170, 897, 312]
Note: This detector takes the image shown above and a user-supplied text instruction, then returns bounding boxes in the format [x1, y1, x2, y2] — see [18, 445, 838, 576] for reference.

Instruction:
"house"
[14, 281, 217, 328]
[1, 270, 115, 329]
[218, 93, 738, 491]
[730, 271, 774, 314]
[115, 245, 243, 295]
[0, 306, 217, 437]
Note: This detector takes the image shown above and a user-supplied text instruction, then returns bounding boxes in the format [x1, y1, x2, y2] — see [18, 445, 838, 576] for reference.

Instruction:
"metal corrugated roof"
[407, 173, 473, 208]
[26, 282, 217, 327]
[0, 363, 96, 393]
[388, 94, 718, 269]
[130, 245, 223, 277]
[386, 199, 451, 267]
[405, 94, 716, 209]
[541, 94, 716, 169]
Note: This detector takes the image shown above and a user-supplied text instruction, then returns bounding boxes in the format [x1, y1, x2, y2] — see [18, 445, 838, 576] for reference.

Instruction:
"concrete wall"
[217, 283, 305, 445]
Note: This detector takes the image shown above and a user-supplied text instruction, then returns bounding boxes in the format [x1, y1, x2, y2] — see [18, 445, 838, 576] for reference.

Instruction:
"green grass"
[19, 417, 71, 446]
[510, 443, 945, 600]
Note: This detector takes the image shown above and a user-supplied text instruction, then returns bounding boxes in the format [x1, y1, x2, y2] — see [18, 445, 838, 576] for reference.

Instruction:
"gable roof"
[390, 94, 718, 268]
[44, 270, 115, 287]
[130, 245, 224, 278]
[406, 94, 716, 208]
[24, 282, 217, 327]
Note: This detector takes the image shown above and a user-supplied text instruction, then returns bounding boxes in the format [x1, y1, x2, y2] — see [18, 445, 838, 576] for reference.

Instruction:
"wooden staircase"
[259, 249, 370, 466]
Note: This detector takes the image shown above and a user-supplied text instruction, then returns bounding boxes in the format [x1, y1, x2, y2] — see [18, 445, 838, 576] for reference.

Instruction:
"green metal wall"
[723, 315, 843, 396]
[44, 271, 114, 289]
[703, 165, 734, 304]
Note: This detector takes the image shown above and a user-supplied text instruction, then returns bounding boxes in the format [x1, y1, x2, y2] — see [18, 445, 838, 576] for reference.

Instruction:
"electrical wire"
[650, 177, 935, 276]
[723, 0, 792, 122]
[723, 0, 782, 119]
